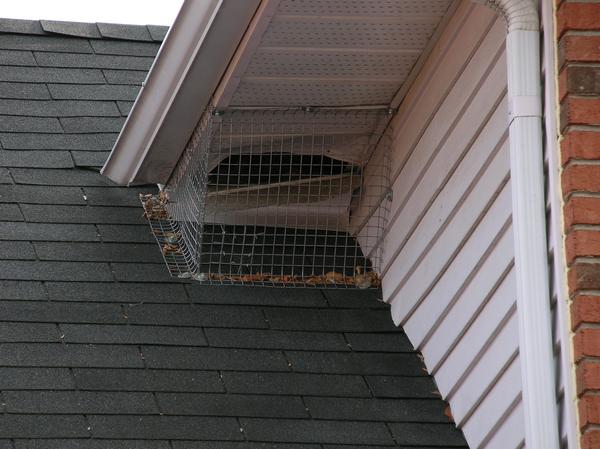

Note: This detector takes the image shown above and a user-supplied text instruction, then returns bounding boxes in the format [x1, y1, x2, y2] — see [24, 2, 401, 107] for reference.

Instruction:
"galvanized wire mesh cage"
[142, 108, 392, 288]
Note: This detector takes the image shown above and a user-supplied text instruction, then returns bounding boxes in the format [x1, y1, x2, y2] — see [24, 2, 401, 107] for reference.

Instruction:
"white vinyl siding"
[379, 1, 575, 447]
[380, 3, 522, 447]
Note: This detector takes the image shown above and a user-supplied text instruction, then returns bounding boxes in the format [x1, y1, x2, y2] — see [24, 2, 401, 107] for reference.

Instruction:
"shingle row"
[0, 19, 168, 43]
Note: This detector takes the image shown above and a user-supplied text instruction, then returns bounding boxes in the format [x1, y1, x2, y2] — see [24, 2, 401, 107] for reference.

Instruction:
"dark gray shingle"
[0, 343, 144, 367]
[0, 222, 98, 241]
[389, 422, 467, 446]
[46, 282, 188, 303]
[90, 39, 160, 56]
[61, 324, 207, 346]
[0, 82, 51, 99]
[0, 204, 24, 221]
[0, 66, 103, 83]
[366, 375, 439, 399]
[0, 115, 61, 132]
[0, 260, 112, 281]
[40, 20, 102, 39]
[103, 69, 147, 85]
[4, 390, 158, 414]
[304, 397, 449, 422]
[239, 418, 394, 445]
[345, 331, 413, 352]
[142, 346, 289, 371]
[0, 99, 120, 117]
[117, 100, 134, 115]
[0, 166, 11, 183]
[147, 25, 169, 42]
[0, 19, 45, 35]
[72, 368, 224, 393]
[60, 116, 125, 133]
[221, 371, 371, 397]
[0, 367, 75, 389]
[0, 415, 89, 438]
[96, 224, 155, 243]
[0, 150, 73, 168]
[0, 241, 35, 260]
[0, 184, 86, 204]
[0, 33, 92, 52]
[87, 416, 242, 440]
[0, 133, 117, 150]
[204, 327, 348, 351]
[286, 351, 425, 375]
[264, 307, 397, 332]
[48, 83, 140, 100]
[122, 303, 268, 329]
[156, 393, 309, 418]
[71, 150, 109, 167]
[0, 322, 59, 342]
[36, 51, 154, 70]
[0, 49, 35, 65]
[186, 283, 328, 307]
[34, 241, 160, 262]
[0, 301, 123, 324]
[97, 23, 153, 41]
[173, 443, 319, 449]
[0, 280, 46, 300]
[11, 169, 116, 186]
[110, 262, 183, 282]
[15, 440, 170, 449]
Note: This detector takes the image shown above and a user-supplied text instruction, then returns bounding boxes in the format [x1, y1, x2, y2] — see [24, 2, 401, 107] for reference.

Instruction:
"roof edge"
[101, 0, 262, 186]
[0, 17, 168, 42]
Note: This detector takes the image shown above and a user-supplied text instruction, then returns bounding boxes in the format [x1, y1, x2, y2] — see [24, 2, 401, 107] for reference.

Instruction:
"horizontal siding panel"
[447, 311, 519, 425]
[383, 101, 509, 295]
[391, 10, 499, 175]
[390, 18, 505, 186]
[383, 98, 508, 288]
[388, 148, 510, 324]
[483, 399, 525, 449]
[383, 82, 508, 275]
[405, 193, 513, 353]
[422, 247, 515, 373]
[461, 356, 522, 448]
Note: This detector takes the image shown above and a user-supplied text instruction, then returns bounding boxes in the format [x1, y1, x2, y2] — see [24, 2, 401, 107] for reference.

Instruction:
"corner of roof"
[0, 17, 169, 42]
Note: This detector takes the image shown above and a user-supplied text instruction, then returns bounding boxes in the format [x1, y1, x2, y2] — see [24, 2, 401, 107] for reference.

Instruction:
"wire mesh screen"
[142, 108, 392, 288]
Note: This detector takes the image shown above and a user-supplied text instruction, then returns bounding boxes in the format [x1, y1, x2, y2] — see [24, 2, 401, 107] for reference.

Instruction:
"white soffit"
[225, 0, 455, 108]
[102, 0, 457, 185]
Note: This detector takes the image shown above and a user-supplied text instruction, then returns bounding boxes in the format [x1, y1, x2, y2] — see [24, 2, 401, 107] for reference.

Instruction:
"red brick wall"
[557, 2, 600, 448]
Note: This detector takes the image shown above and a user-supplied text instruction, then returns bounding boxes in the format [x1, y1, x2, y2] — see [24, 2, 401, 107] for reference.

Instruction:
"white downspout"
[473, 1, 561, 449]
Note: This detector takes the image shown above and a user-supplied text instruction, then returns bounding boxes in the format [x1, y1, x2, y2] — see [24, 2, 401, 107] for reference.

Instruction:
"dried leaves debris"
[140, 191, 169, 220]
[179, 268, 380, 289]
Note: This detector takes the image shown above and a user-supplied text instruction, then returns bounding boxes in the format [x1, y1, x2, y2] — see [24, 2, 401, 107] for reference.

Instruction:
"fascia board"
[101, 0, 261, 185]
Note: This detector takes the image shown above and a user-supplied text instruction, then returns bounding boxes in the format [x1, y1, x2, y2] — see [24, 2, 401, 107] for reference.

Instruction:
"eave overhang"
[100, 0, 261, 186]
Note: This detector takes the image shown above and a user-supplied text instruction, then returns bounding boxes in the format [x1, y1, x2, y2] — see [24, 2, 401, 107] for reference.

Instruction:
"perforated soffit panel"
[229, 0, 454, 108]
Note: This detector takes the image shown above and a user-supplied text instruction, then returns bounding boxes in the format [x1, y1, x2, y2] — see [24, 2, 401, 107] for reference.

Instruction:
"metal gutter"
[101, 0, 261, 185]
[474, 1, 560, 448]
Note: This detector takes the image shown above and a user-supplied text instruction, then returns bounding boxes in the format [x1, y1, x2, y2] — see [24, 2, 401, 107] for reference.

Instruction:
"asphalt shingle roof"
[0, 18, 467, 448]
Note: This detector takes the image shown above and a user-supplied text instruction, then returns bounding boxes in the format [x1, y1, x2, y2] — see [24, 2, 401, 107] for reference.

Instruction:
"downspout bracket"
[508, 95, 542, 123]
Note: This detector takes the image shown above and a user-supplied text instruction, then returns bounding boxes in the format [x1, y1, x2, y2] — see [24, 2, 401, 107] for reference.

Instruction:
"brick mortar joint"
[555, 6, 600, 439]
